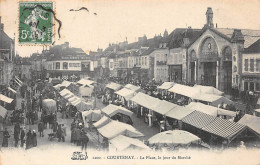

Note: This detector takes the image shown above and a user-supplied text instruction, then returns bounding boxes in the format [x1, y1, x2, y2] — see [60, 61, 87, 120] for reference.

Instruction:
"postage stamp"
[18, 1, 53, 45]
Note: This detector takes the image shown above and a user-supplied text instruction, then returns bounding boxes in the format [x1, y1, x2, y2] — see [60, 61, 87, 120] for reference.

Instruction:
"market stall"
[131, 92, 161, 126]
[82, 109, 102, 125]
[105, 82, 122, 91]
[0, 94, 13, 103]
[186, 102, 236, 118]
[77, 78, 94, 87]
[193, 84, 223, 96]
[97, 120, 144, 140]
[114, 88, 137, 107]
[101, 104, 133, 125]
[79, 85, 94, 97]
[238, 114, 260, 136]
[148, 130, 201, 150]
[192, 94, 233, 107]
[93, 116, 112, 129]
[109, 135, 150, 152]
[124, 84, 142, 92]
[0, 105, 7, 118]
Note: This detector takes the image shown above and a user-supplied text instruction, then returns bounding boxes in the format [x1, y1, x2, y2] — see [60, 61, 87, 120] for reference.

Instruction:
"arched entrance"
[222, 46, 232, 94]
[198, 37, 219, 87]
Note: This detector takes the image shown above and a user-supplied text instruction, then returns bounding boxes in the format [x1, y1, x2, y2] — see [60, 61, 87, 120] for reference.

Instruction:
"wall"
[153, 49, 169, 82]
[187, 28, 240, 91]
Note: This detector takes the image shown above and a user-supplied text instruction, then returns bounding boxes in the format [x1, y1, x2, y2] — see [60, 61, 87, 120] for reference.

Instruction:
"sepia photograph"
[0, 0, 260, 165]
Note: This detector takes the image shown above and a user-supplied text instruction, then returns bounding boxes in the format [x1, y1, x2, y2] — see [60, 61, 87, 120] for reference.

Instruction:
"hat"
[79, 123, 83, 126]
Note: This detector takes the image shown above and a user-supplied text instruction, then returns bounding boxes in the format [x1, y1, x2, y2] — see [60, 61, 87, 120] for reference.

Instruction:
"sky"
[1, 0, 260, 57]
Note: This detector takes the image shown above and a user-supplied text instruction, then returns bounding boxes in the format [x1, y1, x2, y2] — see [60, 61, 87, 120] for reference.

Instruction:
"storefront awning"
[153, 100, 178, 115]
[106, 82, 122, 91]
[64, 93, 75, 99]
[165, 106, 195, 120]
[93, 116, 112, 129]
[54, 84, 61, 90]
[77, 79, 94, 87]
[193, 84, 223, 96]
[60, 89, 71, 96]
[79, 86, 93, 97]
[60, 80, 72, 87]
[124, 84, 141, 92]
[82, 109, 102, 123]
[68, 96, 81, 103]
[0, 105, 7, 117]
[8, 87, 17, 94]
[186, 102, 236, 117]
[168, 84, 200, 98]
[73, 101, 91, 111]
[182, 111, 216, 129]
[202, 117, 246, 140]
[102, 104, 133, 117]
[157, 82, 175, 90]
[238, 114, 260, 136]
[131, 92, 161, 111]
[97, 120, 144, 139]
[115, 88, 135, 101]
[192, 94, 233, 106]
[0, 94, 13, 103]
[109, 135, 150, 151]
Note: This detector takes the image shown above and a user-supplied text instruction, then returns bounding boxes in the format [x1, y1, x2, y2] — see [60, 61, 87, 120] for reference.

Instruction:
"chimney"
[231, 29, 244, 43]
[138, 37, 143, 43]
[64, 42, 69, 48]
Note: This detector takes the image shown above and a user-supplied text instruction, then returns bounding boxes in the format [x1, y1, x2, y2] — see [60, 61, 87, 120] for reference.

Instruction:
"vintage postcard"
[0, 0, 260, 165]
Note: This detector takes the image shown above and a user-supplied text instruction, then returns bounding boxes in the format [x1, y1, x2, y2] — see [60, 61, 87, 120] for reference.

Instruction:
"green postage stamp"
[19, 1, 53, 45]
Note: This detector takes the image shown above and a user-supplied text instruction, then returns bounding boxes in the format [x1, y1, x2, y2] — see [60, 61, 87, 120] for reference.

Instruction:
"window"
[256, 83, 260, 91]
[56, 62, 60, 69]
[250, 82, 254, 91]
[244, 59, 248, 71]
[145, 57, 147, 66]
[63, 62, 68, 69]
[250, 59, 254, 72]
[244, 82, 248, 91]
[142, 57, 144, 65]
[256, 59, 260, 72]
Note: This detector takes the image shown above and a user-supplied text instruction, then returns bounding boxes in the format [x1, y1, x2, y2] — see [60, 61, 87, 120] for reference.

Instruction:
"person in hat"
[32, 130, 37, 147]
[2, 128, 10, 147]
[14, 122, 21, 147]
[80, 128, 89, 152]
[26, 130, 32, 150]
[20, 127, 26, 148]
[38, 120, 44, 137]
[75, 126, 81, 146]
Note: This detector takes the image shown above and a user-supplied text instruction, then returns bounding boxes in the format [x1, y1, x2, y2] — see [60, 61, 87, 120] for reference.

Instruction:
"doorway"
[223, 61, 232, 94]
[202, 62, 216, 87]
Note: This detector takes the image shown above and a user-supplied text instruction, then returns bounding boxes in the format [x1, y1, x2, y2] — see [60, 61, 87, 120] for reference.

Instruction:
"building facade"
[186, 7, 257, 94]
[154, 48, 169, 82]
[242, 39, 260, 92]
[44, 42, 92, 80]
[0, 17, 15, 88]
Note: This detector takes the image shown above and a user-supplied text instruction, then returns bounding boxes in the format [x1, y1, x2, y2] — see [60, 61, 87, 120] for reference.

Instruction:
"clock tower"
[205, 7, 214, 28]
